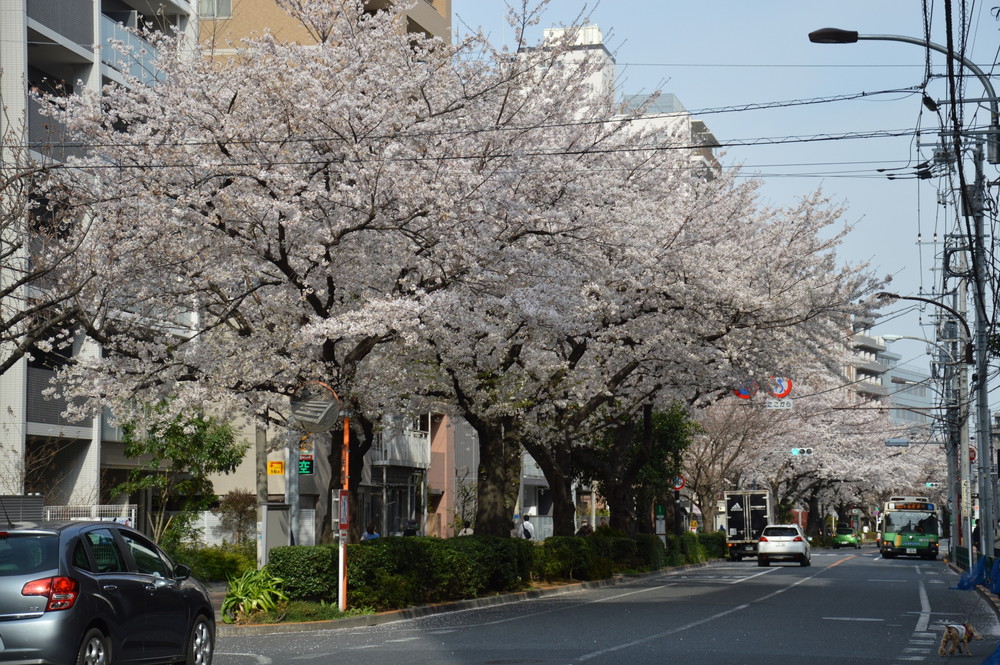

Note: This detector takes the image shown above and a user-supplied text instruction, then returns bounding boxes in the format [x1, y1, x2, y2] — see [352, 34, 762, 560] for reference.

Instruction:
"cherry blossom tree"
[29, 0, 892, 541]
[0, 108, 95, 377]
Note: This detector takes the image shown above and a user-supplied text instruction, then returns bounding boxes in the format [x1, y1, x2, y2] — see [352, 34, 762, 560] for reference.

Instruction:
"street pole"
[338, 412, 350, 612]
[970, 140, 995, 557]
[812, 26, 998, 566]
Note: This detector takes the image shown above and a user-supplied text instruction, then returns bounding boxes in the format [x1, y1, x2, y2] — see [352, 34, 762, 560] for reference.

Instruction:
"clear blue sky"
[452, 1, 999, 376]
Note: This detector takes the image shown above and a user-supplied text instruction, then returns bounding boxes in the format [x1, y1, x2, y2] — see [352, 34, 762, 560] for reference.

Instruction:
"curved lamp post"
[814, 30, 997, 564]
[808, 28, 999, 164]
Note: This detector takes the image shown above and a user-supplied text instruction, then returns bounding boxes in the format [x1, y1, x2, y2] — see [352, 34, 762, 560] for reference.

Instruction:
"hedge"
[257, 530, 722, 612]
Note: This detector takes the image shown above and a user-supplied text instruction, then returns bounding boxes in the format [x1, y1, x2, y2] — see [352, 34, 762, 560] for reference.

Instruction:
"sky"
[450, 1, 1000, 384]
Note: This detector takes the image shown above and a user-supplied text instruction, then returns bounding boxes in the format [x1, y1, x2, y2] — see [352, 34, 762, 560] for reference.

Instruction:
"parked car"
[0, 519, 214, 665]
[757, 524, 811, 567]
[832, 525, 862, 549]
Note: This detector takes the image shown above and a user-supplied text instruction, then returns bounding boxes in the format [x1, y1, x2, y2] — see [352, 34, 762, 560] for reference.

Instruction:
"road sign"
[670, 475, 685, 491]
[765, 398, 792, 410]
[767, 376, 793, 399]
[970, 447, 977, 463]
[290, 381, 341, 432]
[733, 381, 758, 400]
[267, 461, 284, 475]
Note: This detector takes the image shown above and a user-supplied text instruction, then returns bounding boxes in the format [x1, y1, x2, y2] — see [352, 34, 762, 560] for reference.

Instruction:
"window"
[119, 532, 170, 577]
[85, 529, 126, 573]
[199, 0, 231, 19]
[0, 535, 58, 575]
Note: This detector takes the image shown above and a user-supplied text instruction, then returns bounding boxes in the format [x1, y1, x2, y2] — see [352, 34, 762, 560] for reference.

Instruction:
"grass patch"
[236, 600, 375, 624]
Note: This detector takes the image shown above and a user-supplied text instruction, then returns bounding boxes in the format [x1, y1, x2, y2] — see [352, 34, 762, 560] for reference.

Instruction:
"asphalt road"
[214, 546, 1000, 665]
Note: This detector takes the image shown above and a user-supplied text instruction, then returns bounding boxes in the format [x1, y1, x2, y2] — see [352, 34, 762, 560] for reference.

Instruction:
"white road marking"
[916, 580, 931, 633]
[218, 654, 273, 665]
[823, 617, 884, 622]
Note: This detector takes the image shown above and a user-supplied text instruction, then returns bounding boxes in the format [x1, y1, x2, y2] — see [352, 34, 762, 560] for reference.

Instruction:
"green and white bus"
[879, 496, 940, 560]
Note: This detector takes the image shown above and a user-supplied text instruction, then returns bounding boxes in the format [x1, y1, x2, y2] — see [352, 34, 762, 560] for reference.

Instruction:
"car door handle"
[102, 584, 118, 592]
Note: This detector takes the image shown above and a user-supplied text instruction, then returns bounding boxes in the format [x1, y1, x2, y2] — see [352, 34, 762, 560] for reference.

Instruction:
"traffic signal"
[925, 482, 941, 488]
[790, 447, 814, 456]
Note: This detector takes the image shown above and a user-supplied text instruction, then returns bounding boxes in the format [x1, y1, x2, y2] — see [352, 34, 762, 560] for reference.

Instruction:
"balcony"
[370, 428, 431, 469]
[27, 95, 84, 162]
[100, 15, 163, 86]
[26, 367, 92, 439]
[27, 0, 94, 50]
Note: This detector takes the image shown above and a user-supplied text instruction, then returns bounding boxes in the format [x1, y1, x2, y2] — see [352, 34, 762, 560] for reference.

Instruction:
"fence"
[44, 504, 137, 526]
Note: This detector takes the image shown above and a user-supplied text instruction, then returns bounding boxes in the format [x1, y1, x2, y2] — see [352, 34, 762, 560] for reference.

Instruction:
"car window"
[119, 532, 170, 578]
[0, 534, 58, 575]
[837, 527, 854, 535]
[762, 527, 798, 537]
[85, 528, 127, 573]
[72, 540, 93, 572]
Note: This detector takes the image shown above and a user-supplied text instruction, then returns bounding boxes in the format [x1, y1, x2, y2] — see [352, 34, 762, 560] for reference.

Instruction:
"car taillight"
[792, 536, 803, 542]
[22, 577, 79, 611]
[759, 536, 768, 542]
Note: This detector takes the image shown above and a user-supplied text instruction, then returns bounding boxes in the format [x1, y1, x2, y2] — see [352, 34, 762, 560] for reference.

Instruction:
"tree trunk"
[523, 435, 576, 536]
[472, 419, 521, 537]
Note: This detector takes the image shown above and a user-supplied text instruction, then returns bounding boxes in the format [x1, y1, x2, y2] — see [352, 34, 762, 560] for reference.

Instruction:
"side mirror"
[174, 563, 192, 580]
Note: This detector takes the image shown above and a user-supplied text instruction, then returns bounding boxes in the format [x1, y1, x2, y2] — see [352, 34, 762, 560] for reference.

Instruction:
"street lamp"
[814, 30, 998, 565]
[807, 28, 999, 164]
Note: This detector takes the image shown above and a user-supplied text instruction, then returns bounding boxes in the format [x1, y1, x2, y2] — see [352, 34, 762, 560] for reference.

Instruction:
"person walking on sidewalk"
[518, 515, 535, 540]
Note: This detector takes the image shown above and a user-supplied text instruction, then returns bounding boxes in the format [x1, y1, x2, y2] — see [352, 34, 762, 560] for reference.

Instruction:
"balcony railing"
[27, 0, 94, 47]
[370, 428, 431, 468]
[100, 15, 163, 86]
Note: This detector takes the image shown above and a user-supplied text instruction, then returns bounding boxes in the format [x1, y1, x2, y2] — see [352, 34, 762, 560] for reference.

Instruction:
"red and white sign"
[767, 376, 793, 399]
[733, 381, 758, 400]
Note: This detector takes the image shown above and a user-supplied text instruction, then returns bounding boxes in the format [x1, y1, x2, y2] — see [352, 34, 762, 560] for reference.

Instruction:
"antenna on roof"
[0, 497, 16, 529]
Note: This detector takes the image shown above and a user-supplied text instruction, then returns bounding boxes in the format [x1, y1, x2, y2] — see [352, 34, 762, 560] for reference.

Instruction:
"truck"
[723, 490, 773, 561]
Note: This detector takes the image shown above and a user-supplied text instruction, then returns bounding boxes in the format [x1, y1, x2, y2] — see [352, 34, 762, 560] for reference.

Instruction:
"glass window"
[120, 532, 170, 578]
[72, 540, 92, 572]
[0, 534, 58, 575]
[85, 529, 126, 573]
[199, 0, 231, 19]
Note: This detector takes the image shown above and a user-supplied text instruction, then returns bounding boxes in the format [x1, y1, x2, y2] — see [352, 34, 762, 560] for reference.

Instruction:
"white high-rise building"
[0, 0, 198, 506]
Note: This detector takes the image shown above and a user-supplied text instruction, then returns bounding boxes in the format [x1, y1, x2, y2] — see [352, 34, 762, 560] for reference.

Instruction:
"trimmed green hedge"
[171, 542, 256, 582]
[260, 530, 721, 612]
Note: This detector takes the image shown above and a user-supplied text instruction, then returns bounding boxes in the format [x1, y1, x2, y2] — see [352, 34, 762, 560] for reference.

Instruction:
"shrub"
[535, 536, 594, 581]
[221, 566, 288, 624]
[679, 531, 707, 564]
[698, 531, 726, 559]
[268, 545, 336, 601]
[171, 541, 255, 582]
[634, 534, 666, 569]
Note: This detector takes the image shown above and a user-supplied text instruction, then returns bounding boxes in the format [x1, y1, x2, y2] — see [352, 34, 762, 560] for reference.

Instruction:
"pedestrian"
[972, 520, 981, 553]
[575, 520, 593, 537]
[458, 520, 474, 536]
[518, 515, 535, 540]
[599, 517, 608, 529]
[362, 523, 380, 541]
[403, 519, 418, 536]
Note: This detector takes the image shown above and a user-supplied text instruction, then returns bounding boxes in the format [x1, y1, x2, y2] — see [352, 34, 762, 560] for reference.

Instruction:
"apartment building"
[0, 0, 198, 511]
[198, 0, 451, 50]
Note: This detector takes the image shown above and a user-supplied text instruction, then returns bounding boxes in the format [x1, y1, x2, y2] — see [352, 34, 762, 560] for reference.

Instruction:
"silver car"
[0, 520, 214, 665]
[757, 524, 811, 567]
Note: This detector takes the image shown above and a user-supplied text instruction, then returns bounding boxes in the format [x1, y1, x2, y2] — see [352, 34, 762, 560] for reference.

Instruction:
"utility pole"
[970, 140, 995, 555]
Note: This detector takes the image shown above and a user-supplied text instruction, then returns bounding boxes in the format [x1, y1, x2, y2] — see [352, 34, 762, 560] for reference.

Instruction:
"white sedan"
[757, 524, 811, 567]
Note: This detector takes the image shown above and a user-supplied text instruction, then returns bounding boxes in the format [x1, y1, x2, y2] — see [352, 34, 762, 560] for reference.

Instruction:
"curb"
[216, 562, 710, 637]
